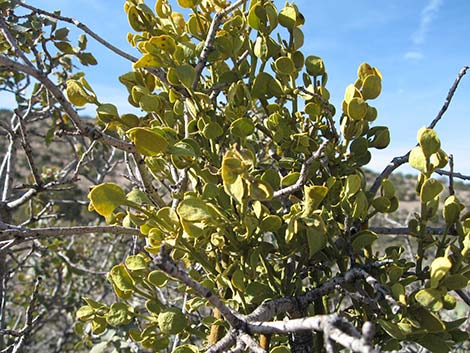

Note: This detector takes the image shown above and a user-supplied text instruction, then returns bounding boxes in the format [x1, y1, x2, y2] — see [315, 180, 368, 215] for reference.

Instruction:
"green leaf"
[231, 268, 245, 291]
[230, 118, 255, 138]
[441, 274, 468, 290]
[413, 334, 452, 353]
[260, 215, 282, 232]
[352, 230, 377, 253]
[96, 103, 119, 123]
[420, 178, 443, 203]
[157, 308, 188, 334]
[409, 146, 427, 174]
[126, 189, 152, 206]
[371, 196, 391, 213]
[54, 41, 74, 54]
[139, 94, 162, 112]
[361, 74, 381, 100]
[245, 282, 274, 304]
[127, 127, 169, 156]
[202, 122, 224, 139]
[347, 97, 368, 121]
[274, 56, 295, 75]
[106, 302, 133, 326]
[108, 264, 135, 298]
[443, 195, 464, 226]
[367, 126, 390, 149]
[125, 254, 149, 271]
[253, 36, 268, 59]
[177, 197, 213, 222]
[249, 179, 273, 201]
[176, 64, 196, 89]
[305, 55, 325, 76]
[412, 308, 446, 332]
[178, 0, 199, 8]
[278, 5, 297, 30]
[66, 80, 94, 106]
[147, 35, 176, 54]
[418, 127, 441, 158]
[171, 344, 199, 353]
[133, 53, 163, 69]
[306, 227, 326, 258]
[76, 305, 95, 321]
[344, 174, 362, 197]
[378, 319, 406, 340]
[430, 256, 452, 288]
[221, 156, 243, 184]
[148, 270, 168, 287]
[415, 288, 443, 311]
[88, 183, 126, 217]
[281, 172, 300, 187]
[303, 185, 328, 216]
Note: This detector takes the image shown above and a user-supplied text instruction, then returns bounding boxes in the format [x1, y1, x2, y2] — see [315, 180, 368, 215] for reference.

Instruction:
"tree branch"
[0, 224, 140, 243]
[369, 66, 470, 196]
[192, 0, 245, 89]
[0, 55, 135, 153]
[273, 140, 329, 198]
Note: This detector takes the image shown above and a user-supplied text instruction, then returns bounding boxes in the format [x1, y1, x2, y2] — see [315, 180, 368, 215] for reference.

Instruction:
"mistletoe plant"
[1, 0, 470, 353]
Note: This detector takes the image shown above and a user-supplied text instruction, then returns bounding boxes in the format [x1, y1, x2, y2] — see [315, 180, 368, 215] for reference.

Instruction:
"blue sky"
[3, 0, 470, 175]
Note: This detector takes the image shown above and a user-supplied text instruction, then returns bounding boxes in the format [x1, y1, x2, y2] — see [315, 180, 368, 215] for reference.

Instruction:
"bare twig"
[273, 140, 329, 198]
[10, 277, 41, 353]
[14, 1, 137, 63]
[370, 226, 451, 236]
[0, 224, 140, 243]
[0, 15, 34, 67]
[153, 247, 244, 329]
[193, 0, 246, 89]
[435, 168, 470, 181]
[0, 55, 135, 153]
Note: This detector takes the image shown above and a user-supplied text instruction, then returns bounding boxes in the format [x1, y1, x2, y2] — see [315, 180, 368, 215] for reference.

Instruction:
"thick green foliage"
[70, 1, 470, 352]
[1, 0, 469, 352]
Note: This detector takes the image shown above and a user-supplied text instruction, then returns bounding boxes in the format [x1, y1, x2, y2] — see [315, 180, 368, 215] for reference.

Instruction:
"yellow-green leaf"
[347, 97, 368, 121]
[306, 227, 326, 257]
[66, 80, 93, 106]
[278, 4, 297, 30]
[88, 183, 126, 217]
[420, 178, 443, 203]
[418, 127, 440, 158]
[177, 0, 198, 9]
[177, 197, 213, 222]
[249, 179, 273, 201]
[361, 74, 381, 100]
[260, 215, 282, 232]
[133, 53, 163, 69]
[409, 146, 427, 174]
[158, 308, 187, 334]
[176, 64, 196, 89]
[352, 230, 377, 253]
[415, 288, 443, 311]
[305, 55, 325, 76]
[430, 256, 452, 288]
[127, 127, 168, 156]
[148, 270, 168, 287]
[231, 268, 245, 291]
[274, 56, 295, 75]
[303, 185, 328, 216]
[108, 264, 135, 298]
[106, 302, 133, 327]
